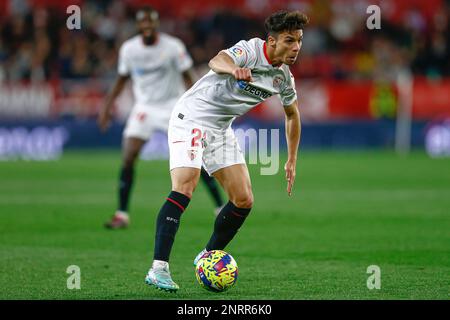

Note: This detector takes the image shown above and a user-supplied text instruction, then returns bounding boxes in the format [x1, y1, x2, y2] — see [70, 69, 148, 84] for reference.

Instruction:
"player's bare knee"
[172, 182, 197, 199]
[233, 192, 253, 209]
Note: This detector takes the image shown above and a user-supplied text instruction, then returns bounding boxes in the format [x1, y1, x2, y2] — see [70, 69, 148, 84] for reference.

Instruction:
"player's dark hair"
[264, 10, 309, 38]
[135, 5, 159, 21]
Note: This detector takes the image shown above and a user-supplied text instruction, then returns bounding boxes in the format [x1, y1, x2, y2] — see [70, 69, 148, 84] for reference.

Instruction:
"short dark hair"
[135, 5, 159, 21]
[264, 11, 309, 37]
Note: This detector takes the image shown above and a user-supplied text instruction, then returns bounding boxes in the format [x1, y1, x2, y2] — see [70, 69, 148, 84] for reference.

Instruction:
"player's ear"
[267, 34, 277, 48]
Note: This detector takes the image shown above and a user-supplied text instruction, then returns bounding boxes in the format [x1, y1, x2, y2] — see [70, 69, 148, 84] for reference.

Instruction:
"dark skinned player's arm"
[97, 75, 130, 131]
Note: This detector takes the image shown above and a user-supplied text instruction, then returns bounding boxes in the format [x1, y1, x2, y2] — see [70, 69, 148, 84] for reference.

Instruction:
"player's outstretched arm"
[97, 75, 129, 132]
[208, 51, 253, 82]
[283, 101, 301, 196]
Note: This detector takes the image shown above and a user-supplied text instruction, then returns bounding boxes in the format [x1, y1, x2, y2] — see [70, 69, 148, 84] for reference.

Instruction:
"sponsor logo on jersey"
[133, 65, 165, 76]
[236, 80, 272, 99]
[229, 47, 244, 58]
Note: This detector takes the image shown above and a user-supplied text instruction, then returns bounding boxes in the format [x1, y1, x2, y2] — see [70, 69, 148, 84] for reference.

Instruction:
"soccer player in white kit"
[97, 6, 224, 229]
[145, 10, 308, 292]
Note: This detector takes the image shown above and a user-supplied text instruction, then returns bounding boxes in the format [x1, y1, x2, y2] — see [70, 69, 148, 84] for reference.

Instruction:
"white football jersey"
[118, 33, 193, 106]
[174, 37, 297, 130]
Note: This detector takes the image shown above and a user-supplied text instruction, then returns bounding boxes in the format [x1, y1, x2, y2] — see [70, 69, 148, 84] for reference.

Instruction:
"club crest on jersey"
[229, 47, 244, 58]
[188, 149, 197, 161]
[273, 75, 284, 90]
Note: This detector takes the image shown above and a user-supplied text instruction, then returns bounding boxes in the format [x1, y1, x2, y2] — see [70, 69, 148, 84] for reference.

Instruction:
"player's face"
[272, 30, 303, 65]
[137, 13, 159, 40]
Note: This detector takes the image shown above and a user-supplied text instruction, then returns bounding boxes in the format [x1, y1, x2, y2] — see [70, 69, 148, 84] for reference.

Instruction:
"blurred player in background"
[97, 6, 224, 229]
[144, 10, 307, 291]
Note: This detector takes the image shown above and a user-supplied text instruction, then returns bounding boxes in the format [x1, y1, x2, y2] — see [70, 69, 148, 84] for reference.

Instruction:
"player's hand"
[284, 159, 296, 196]
[232, 68, 253, 82]
[97, 108, 112, 132]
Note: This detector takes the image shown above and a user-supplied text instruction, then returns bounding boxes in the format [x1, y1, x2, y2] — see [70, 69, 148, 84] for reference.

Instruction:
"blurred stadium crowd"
[0, 0, 449, 84]
[0, 0, 449, 158]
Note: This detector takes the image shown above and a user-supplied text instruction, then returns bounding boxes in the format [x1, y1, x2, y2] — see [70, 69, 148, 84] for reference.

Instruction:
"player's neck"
[142, 33, 159, 46]
[263, 42, 282, 67]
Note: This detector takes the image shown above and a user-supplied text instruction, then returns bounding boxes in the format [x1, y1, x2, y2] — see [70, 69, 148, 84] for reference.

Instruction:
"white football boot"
[145, 260, 179, 292]
[193, 249, 208, 266]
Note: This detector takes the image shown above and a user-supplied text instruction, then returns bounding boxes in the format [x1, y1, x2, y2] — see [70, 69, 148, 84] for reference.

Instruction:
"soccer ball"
[195, 250, 238, 292]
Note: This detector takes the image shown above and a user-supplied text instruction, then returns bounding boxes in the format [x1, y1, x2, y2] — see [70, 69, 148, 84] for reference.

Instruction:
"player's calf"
[205, 201, 252, 251]
[154, 191, 191, 262]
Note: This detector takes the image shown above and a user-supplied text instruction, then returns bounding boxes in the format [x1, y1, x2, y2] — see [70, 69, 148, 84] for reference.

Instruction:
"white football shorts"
[123, 100, 177, 140]
[168, 108, 246, 175]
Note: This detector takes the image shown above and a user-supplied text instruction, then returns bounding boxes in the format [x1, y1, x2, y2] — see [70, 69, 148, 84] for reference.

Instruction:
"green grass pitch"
[0, 150, 449, 299]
